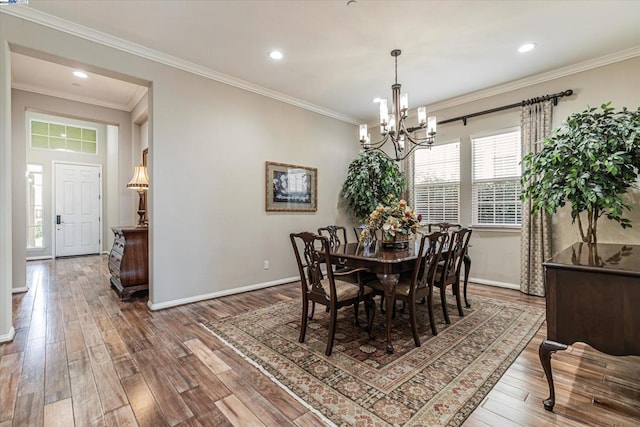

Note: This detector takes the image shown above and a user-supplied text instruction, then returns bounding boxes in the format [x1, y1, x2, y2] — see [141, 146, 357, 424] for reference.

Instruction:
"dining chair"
[290, 231, 375, 356]
[318, 225, 379, 318]
[427, 222, 473, 308]
[366, 231, 448, 345]
[432, 227, 473, 324]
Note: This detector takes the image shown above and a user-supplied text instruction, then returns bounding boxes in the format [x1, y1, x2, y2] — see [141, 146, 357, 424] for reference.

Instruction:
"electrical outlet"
[264, 260, 270, 270]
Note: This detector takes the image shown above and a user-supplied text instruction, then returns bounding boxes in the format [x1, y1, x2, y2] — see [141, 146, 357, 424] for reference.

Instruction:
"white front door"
[54, 163, 101, 257]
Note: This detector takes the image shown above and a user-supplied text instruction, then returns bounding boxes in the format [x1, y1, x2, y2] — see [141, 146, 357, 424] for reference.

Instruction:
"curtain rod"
[438, 89, 573, 126]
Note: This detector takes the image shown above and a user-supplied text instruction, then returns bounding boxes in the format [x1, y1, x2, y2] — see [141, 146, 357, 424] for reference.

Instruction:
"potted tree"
[521, 103, 640, 244]
[342, 151, 406, 223]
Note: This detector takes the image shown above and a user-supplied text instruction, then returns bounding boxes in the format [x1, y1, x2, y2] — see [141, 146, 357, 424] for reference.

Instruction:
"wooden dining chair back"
[290, 231, 374, 356]
[433, 227, 472, 324]
[426, 222, 473, 309]
[401, 231, 449, 344]
[318, 225, 348, 249]
[427, 222, 462, 232]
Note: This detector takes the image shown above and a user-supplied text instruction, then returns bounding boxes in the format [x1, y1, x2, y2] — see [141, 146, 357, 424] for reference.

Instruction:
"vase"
[382, 232, 409, 250]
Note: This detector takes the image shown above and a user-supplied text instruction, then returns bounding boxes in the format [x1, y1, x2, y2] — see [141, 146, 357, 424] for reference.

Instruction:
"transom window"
[471, 129, 522, 226]
[414, 141, 460, 224]
[30, 119, 97, 154]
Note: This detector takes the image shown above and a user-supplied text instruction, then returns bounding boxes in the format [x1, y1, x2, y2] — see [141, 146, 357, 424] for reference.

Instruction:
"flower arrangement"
[360, 194, 422, 242]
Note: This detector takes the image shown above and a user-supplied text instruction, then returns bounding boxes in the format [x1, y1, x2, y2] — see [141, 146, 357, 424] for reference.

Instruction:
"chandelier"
[359, 49, 437, 161]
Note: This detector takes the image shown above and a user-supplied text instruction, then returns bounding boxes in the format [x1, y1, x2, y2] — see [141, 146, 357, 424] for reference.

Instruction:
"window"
[414, 142, 460, 224]
[27, 164, 44, 249]
[30, 119, 97, 154]
[471, 129, 522, 226]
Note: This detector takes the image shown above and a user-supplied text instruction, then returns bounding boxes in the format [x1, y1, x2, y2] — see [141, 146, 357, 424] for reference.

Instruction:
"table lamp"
[127, 164, 149, 226]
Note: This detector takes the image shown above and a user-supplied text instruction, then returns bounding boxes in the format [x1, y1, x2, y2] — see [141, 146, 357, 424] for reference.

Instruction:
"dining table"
[325, 240, 422, 354]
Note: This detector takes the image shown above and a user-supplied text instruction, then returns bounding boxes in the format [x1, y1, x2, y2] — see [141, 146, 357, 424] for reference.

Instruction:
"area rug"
[202, 293, 545, 426]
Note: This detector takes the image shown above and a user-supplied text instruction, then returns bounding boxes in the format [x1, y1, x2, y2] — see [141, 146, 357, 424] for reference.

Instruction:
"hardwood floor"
[1, 255, 638, 426]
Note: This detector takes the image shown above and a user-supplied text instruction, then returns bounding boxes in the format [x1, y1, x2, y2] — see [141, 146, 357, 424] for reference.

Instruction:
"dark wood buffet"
[540, 242, 640, 411]
[108, 226, 149, 300]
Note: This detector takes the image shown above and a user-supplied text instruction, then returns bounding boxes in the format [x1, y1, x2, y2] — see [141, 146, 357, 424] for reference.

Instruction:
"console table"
[540, 242, 640, 411]
[108, 226, 149, 299]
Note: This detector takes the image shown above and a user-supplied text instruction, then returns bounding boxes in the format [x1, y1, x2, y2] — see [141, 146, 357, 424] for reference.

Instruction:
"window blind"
[414, 142, 460, 224]
[471, 130, 522, 226]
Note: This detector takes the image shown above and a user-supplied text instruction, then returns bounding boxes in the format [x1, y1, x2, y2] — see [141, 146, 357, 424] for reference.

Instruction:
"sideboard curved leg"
[539, 339, 568, 411]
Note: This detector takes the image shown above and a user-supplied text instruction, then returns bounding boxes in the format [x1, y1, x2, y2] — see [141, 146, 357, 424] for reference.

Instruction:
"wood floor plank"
[0, 352, 23, 423]
[68, 352, 105, 426]
[12, 391, 44, 426]
[104, 404, 139, 427]
[215, 394, 266, 427]
[133, 349, 194, 425]
[44, 340, 71, 405]
[91, 357, 129, 413]
[183, 338, 231, 375]
[121, 373, 169, 427]
[43, 397, 74, 427]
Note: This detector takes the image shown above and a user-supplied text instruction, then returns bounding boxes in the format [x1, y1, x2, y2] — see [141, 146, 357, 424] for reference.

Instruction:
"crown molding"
[12, 81, 132, 111]
[428, 46, 640, 113]
[1, 6, 360, 125]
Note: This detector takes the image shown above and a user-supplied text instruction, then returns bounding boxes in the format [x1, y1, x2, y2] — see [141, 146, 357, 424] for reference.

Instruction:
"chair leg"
[326, 306, 338, 356]
[427, 288, 438, 335]
[299, 299, 309, 343]
[440, 286, 451, 324]
[463, 254, 471, 308]
[308, 301, 316, 320]
[454, 280, 465, 317]
[366, 295, 375, 338]
[380, 294, 386, 314]
[353, 301, 360, 327]
[408, 298, 420, 347]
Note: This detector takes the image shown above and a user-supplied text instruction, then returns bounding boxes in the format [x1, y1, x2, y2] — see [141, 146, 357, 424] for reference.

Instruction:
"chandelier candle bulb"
[418, 106, 427, 126]
[379, 99, 389, 126]
[427, 116, 437, 135]
[388, 114, 396, 134]
[359, 124, 368, 142]
[400, 93, 409, 116]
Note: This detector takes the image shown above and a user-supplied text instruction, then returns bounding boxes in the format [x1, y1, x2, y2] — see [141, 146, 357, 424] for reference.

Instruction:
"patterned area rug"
[203, 292, 545, 426]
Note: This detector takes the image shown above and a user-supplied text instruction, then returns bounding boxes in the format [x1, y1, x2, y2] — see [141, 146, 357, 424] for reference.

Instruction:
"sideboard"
[108, 226, 149, 300]
[539, 242, 640, 411]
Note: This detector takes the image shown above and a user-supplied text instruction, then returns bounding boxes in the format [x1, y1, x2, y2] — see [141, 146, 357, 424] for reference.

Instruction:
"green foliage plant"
[341, 151, 407, 223]
[521, 103, 640, 244]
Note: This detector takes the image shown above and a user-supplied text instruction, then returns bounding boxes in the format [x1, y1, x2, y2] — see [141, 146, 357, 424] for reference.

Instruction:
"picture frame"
[266, 161, 317, 212]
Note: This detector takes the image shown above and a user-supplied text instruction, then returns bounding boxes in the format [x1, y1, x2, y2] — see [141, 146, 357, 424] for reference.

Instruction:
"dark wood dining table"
[325, 240, 422, 354]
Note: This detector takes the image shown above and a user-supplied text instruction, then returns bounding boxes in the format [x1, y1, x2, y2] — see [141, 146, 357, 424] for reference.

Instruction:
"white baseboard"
[470, 277, 519, 290]
[12, 286, 28, 294]
[0, 327, 15, 343]
[147, 276, 299, 311]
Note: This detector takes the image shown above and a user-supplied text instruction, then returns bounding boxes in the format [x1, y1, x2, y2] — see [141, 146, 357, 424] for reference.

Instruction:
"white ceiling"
[6, 0, 640, 121]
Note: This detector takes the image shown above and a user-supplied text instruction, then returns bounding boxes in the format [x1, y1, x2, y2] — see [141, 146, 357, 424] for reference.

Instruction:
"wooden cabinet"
[539, 243, 640, 411]
[108, 226, 148, 299]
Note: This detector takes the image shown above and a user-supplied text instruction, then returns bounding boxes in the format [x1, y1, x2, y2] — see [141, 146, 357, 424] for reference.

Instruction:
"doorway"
[54, 162, 102, 257]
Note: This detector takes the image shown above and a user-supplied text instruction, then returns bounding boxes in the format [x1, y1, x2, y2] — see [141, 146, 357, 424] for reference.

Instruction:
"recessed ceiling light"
[518, 43, 537, 53]
[73, 70, 88, 79]
[269, 50, 283, 60]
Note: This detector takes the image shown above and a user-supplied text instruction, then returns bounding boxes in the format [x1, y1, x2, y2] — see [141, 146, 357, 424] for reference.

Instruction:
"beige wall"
[427, 56, 640, 286]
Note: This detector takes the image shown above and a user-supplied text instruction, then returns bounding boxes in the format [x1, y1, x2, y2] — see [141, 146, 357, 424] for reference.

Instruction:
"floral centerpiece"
[360, 194, 422, 247]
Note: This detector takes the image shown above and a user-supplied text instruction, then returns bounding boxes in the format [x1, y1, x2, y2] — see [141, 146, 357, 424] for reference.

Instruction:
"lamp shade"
[126, 164, 149, 190]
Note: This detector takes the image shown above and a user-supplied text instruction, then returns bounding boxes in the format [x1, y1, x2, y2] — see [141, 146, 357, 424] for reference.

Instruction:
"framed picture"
[266, 161, 317, 212]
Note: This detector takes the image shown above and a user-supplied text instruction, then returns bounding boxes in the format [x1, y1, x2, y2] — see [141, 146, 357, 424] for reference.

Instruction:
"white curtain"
[520, 101, 553, 296]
